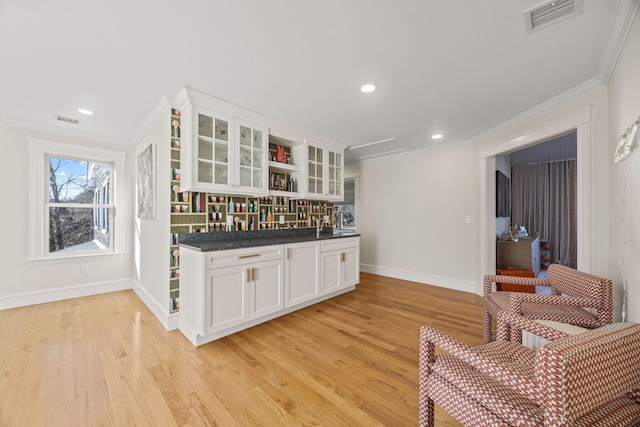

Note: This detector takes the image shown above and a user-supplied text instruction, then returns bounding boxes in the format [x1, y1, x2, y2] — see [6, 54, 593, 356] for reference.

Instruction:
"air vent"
[55, 114, 80, 125]
[524, 0, 583, 34]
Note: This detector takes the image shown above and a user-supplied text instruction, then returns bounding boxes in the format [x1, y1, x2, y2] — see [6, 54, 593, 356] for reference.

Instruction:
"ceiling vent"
[54, 114, 80, 125]
[524, 0, 583, 34]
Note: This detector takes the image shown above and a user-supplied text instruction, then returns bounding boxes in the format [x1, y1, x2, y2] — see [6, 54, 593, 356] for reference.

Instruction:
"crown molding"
[472, 78, 604, 146]
[130, 95, 172, 146]
[598, 0, 640, 84]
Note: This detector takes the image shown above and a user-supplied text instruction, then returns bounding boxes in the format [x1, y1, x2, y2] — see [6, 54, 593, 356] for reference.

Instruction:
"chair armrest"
[420, 325, 540, 402]
[509, 293, 597, 314]
[496, 311, 570, 342]
[483, 274, 549, 295]
[536, 323, 640, 424]
[420, 325, 473, 360]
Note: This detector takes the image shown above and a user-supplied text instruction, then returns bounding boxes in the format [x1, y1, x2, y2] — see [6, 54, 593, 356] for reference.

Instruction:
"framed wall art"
[137, 143, 156, 219]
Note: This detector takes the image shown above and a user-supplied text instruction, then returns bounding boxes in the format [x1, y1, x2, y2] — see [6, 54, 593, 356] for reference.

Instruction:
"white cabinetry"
[284, 241, 320, 307]
[248, 258, 284, 319]
[179, 236, 359, 346]
[235, 119, 268, 195]
[177, 88, 268, 195]
[321, 237, 360, 295]
[202, 257, 284, 335]
[204, 264, 247, 333]
[179, 245, 284, 342]
[306, 142, 344, 201]
[179, 104, 234, 193]
[175, 87, 345, 199]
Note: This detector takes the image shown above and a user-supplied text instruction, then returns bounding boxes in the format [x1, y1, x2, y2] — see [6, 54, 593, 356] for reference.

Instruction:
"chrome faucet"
[316, 217, 325, 238]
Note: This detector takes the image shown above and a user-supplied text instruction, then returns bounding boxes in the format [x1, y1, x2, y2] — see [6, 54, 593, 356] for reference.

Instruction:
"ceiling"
[0, 1, 637, 163]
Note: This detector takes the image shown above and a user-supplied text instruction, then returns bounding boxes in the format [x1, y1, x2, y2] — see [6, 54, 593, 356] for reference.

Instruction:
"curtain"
[511, 160, 576, 268]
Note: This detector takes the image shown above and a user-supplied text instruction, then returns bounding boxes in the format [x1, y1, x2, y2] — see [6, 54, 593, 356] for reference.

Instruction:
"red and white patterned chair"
[419, 313, 640, 427]
[483, 263, 613, 343]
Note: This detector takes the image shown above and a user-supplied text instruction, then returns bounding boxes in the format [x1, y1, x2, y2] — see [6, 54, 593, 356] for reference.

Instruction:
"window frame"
[28, 138, 127, 262]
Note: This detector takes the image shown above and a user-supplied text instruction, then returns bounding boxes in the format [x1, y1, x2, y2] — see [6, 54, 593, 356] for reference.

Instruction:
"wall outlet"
[465, 215, 471, 224]
[80, 265, 89, 275]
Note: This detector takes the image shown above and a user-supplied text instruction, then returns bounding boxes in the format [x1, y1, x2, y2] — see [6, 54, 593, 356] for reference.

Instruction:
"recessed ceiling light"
[360, 84, 377, 93]
[432, 134, 443, 140]
[77, 108, 94, 115]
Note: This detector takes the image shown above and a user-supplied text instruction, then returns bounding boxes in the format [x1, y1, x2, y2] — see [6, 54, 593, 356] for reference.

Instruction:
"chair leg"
[483, 310, 492, 343]
[419, 397, 434, 427]
[419, 331, 436, 427]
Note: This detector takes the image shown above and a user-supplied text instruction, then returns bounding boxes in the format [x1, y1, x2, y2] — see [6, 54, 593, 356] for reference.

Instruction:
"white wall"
[349, 80, 616, 312]
[131, 106, 175, 329]
[349, 143, 480, 293]
[608, 9, 640, 322]
[0, 122, 135, 309]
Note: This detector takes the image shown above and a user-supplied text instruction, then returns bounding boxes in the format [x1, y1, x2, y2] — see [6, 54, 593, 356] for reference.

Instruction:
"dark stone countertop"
[178, 228, 360, 252]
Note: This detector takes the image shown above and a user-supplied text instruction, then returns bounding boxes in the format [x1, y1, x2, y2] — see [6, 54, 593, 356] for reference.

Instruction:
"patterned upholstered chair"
[483, 263, 613, 343]
[419, 313, 640, 427]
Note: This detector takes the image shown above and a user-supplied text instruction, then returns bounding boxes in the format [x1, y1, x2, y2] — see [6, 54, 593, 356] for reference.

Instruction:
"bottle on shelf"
[266, 207, 272, 222]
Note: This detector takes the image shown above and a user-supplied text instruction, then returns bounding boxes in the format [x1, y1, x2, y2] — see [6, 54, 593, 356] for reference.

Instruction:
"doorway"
[479, 107, 594, 292]
[496, 131, 578, 276]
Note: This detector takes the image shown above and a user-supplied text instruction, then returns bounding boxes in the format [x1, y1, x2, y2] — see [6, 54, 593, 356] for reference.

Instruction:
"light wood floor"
[0, 272, 484, 426]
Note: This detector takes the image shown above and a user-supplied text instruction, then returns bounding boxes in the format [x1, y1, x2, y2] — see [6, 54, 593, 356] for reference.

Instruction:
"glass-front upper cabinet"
[307, 145, 324, 197]
[180, 104, 235, 193]
[178, 99, 268, 194]
[306, 143, 344, 201]
[197, 111, 231, 186]
[235, 120, 268, 195]
[328, 150, 342, 198]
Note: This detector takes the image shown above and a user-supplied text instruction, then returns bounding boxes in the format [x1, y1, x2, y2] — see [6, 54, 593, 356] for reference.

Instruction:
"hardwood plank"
[0, 272, 482, 426]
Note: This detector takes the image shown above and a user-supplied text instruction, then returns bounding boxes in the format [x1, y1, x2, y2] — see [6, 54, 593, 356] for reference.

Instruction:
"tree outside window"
[47, 156, 112, 254]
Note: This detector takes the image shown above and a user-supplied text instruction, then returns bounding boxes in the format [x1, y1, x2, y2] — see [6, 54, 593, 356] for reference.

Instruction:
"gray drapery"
[511, 160, 576, 268]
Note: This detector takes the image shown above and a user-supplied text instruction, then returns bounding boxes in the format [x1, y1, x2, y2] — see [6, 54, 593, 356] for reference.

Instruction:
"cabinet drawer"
[204, 245, 284, 270]
[320, 237, 359, 253]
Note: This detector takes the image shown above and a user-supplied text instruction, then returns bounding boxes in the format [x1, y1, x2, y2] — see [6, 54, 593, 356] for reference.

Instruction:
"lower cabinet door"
[204, 264, 248, 335]
[321, 251, 342, 295]
[342, 246, 360, 288]
[285, 242, 320, 307]
[250, 258, 285, 319]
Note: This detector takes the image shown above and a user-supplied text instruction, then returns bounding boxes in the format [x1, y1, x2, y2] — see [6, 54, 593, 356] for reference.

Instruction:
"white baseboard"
[0, 279, 133, 310]
[131, 280, 180, 331]
[360, 264, 481, 295]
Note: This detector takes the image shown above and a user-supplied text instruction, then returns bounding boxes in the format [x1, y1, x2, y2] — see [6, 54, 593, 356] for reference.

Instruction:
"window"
[28, 139, 126, 261]
[47, 156, 112, 254]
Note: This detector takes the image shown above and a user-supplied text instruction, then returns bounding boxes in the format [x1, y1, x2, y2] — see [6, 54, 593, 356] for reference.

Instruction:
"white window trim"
[27, 138, 127, 263]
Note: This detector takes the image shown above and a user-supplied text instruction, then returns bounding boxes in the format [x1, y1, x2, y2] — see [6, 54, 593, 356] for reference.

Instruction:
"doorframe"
[343, 172, 360, 234]
[478, 107, 593, 292]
